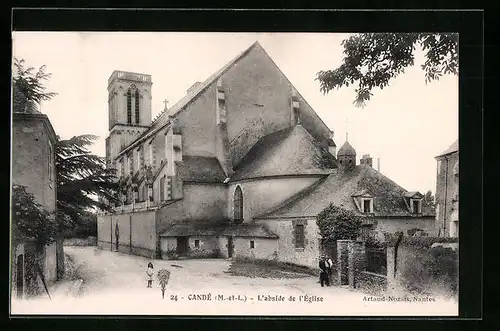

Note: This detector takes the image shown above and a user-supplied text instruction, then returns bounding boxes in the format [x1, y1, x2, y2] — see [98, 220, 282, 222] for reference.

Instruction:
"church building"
[97, 41, 434, 268]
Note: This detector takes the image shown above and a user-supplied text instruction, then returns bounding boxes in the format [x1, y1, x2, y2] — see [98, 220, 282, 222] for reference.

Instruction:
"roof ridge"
[255, 176, 329, 219]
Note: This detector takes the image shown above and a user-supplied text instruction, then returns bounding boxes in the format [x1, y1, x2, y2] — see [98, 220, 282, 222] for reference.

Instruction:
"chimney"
[377, 158, 380, 172]
[360, 154, 373, 167]
[327, 132, 336, 157]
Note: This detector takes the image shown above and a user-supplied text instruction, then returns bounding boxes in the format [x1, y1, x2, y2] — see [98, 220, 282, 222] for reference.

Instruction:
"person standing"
[146, 262, 154, 288]
[326, 256, 334, 283]
[318, 256, 330, 287]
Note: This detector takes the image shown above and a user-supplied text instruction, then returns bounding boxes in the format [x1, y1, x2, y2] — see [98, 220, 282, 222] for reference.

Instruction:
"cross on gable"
[163, 98, 169, 109]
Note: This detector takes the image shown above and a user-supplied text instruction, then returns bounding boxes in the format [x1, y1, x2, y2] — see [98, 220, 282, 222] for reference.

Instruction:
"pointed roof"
[256, 164, 435, 219]
[436, 140, 458, 158]
[116, 41, 263, 159]
[230, 124, 337, 181]
[404, 191, 423, 199]
[337, 141, 356, 157]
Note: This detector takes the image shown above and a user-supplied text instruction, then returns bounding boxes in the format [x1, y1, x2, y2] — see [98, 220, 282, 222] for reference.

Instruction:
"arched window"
[234, 186, 243, 223]
[126, 89, 132, 124]
[135, 89, 140, 124]
[142, 184, 147, 202]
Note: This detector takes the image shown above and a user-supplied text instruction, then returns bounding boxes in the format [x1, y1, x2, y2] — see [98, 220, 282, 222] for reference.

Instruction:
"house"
[434, 140, 459, 237]
[97, 41, 434, 268]
[11, 104, 63, 299]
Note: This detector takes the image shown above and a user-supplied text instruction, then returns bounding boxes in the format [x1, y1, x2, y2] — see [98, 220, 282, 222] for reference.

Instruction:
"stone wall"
[176, 84, 218, 157]
[375, 217, 435, 235]
[233, 237, 278, 260]
[156, 183, 228, 229]
[97, 210, 157, 258]
[435, 151, 459, 237]
[43, 242, 58, 284]
[256, 219, 319, 268]
[222, 43, 332, 167]
[12, 115, 56, 214]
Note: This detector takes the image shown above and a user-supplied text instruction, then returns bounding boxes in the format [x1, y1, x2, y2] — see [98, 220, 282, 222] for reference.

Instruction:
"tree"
[316, 204, 363, 244]
[316, 33, 458, 108]
[423, 190, 435, 208]
[11, 185, 58, 247]
[12, 58, 119, 234]
[12, 58, 57, 113]
[56, 134, 119, 233]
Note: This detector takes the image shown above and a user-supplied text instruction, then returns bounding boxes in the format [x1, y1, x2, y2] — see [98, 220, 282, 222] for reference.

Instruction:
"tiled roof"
[257, 164, 435, 219]
[231, 124, 337, 181]
[436, 140, 458, 157]
[116, 42, 262, 159]
[160, 222, 278, 239]
[404, 191, 423, 198]
[175, 156, 226, 183]
[337, 141, 356, 156]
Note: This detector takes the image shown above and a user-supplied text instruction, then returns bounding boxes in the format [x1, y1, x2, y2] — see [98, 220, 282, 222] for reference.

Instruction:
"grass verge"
[227, 258, 318, 279]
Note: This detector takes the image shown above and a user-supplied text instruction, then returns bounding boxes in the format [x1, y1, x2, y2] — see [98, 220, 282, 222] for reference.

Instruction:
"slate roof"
[436, 140, 458, 158]
[116, 42, 262, 159]
[231, 124, 337, 181]
[175, 156, 226, 183]
[160, 222, 278, 239]
[257, 164, 435, 219]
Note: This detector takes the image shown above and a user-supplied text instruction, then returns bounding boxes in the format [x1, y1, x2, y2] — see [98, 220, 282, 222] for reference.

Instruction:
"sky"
[12, 32, 458, 194]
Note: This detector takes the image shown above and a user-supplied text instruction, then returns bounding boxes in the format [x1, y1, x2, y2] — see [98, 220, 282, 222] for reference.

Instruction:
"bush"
[317, 204, 362, 245]
[12, 185, 58, 247]
[399, 245, 458, 297]
[387, 235, 458, 248]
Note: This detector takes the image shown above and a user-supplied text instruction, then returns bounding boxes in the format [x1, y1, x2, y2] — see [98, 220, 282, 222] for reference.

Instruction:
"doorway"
[227, 237, 234, 258]
[176, 237, 189, 256]
[16, 254, 24, 299]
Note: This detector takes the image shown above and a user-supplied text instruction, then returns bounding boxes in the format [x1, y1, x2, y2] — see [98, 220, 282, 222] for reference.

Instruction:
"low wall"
[358, 271, 388, 295]
[64, 236, 97, 246]
[387, 237, 458, 298]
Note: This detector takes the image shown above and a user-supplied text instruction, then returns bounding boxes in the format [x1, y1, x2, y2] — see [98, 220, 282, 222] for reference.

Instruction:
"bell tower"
[106, 71, 153, 167]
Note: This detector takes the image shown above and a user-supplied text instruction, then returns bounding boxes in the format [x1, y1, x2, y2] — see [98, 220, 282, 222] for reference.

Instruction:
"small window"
[250, 240, 255, 249]
[194, 240, 200, 248]
[295, 224, 305, 248]
[363, 199, 371, 214]
[412, 200, 421, 214]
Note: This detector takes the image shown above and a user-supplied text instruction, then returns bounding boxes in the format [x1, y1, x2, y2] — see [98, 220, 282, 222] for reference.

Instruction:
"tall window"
[160, 176, 165, 202]
[127, 89, 132, 124]
[48, 141, 53, 184]
[120, 158, 125, 177]
[135, 90, 140, 124]
[148, 141, 154, 167]
[136, 147, 142, 171]
[412, 200, 421, 214]
[233, 186, 243, 223]
[363, 199, 374, 214]
[141, 184, 147, 202]
[295, 224, 305, 248]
